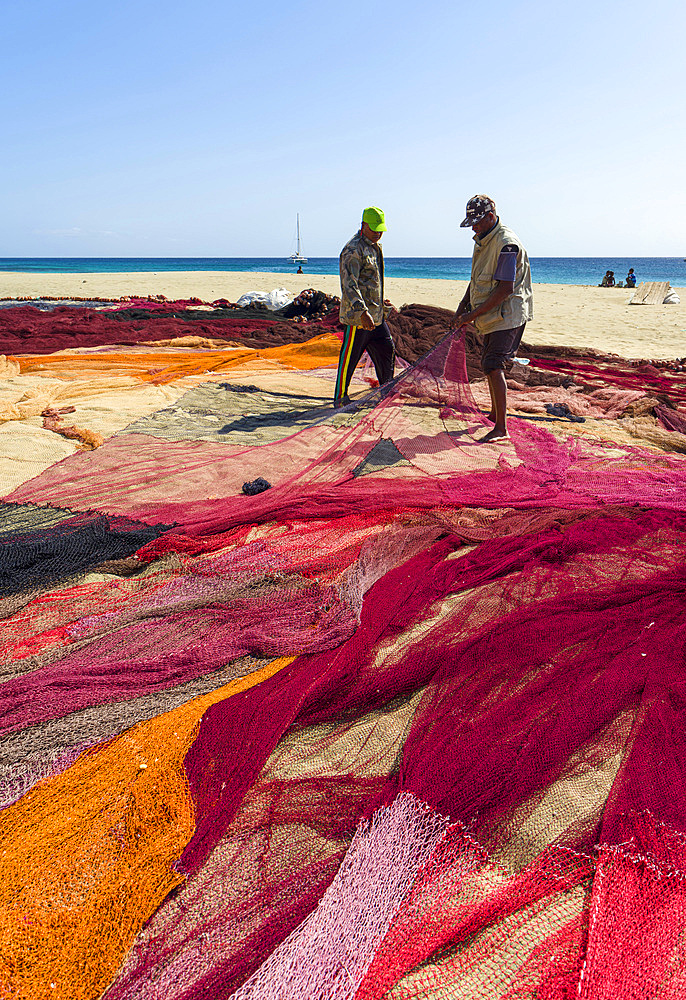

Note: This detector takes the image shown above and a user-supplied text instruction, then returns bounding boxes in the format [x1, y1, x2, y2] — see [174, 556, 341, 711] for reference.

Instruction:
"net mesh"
[1, 301, 685, 999]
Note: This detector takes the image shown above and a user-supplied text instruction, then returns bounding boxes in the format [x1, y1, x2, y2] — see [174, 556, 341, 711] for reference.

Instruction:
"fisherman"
[335, 207, 395, 407]
[455, 195, 533, 443]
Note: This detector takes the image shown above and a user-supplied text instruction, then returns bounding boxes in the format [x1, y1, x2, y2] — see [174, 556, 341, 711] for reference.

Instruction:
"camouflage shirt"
[339, 231, 390, 327]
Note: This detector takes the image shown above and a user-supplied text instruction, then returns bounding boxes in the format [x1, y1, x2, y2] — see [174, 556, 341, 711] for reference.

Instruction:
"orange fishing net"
[0, 657, 290, 1000]
[11, 334, 341, 384]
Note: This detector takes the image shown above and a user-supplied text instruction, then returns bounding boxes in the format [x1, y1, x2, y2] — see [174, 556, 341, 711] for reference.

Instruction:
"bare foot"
[480, 428, 510, 444]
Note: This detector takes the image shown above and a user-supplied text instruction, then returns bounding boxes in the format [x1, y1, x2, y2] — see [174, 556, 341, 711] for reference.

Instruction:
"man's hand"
[456, 310, 476, 326]
[455, 306, 476, 330]
[359, 310, 375, 331]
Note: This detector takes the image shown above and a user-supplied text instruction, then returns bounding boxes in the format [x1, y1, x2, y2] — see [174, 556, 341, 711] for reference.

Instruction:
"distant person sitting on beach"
[600, 270, 616, 287]
[626, 268, 636, 288]
[296, 265, 303, 274]
[455, 195, 533, 444]
[335, 206, 395, 407]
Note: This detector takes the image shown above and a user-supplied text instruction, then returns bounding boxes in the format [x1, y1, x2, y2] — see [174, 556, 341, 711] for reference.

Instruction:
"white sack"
[236, 287, 295, 311]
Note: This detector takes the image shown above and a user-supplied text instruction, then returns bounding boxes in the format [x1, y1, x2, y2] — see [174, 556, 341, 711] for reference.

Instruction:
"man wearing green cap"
[335, 207, 395, 407]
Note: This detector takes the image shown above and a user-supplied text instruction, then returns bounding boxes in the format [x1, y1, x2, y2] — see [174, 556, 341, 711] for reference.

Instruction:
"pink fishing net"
[1, 304, 686, 999]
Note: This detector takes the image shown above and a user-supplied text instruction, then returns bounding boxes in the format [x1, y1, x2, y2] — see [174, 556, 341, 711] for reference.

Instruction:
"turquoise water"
[1, 257, 685, 286]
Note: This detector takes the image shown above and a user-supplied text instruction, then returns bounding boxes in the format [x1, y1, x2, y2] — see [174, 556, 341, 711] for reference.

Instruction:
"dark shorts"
[481, 323, 526, 373]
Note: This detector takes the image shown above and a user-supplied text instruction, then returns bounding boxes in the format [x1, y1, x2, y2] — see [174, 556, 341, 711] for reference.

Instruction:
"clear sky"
[2, 0, 684, 257]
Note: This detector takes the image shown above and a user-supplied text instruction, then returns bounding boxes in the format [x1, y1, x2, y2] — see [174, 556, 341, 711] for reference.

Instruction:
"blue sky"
[1, 0, 684, 257]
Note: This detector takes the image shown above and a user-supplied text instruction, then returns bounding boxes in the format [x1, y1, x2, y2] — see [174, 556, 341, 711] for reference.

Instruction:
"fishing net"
[0, 503, 168, 598]
[0, 302, 342, 355]
[1, 299, 685, 999]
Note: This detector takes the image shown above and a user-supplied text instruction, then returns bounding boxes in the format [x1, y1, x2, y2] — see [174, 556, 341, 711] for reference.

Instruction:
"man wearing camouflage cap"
[455, 195, 533, 443]
[335, 207, 395, 407]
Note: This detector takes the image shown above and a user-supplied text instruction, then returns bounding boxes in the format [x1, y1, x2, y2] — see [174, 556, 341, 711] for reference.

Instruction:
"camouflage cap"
[460, 195, 496, 228]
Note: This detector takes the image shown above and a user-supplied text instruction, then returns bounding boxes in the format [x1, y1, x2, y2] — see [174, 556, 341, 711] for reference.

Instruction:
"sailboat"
[287, 214, 308, 264]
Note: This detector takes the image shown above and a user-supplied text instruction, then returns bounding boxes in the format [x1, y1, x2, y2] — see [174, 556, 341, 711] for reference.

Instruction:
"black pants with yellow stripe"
[334, 320, 395, 404]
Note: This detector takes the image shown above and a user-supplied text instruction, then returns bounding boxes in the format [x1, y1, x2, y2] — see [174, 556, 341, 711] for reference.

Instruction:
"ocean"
[1, 257, 685, 287]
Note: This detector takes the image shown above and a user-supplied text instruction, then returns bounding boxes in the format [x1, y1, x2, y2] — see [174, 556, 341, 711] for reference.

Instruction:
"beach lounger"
[629, 281, 670, 305]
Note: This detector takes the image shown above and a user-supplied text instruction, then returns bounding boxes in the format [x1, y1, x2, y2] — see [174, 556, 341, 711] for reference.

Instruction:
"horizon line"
[1, 255, 684, 261]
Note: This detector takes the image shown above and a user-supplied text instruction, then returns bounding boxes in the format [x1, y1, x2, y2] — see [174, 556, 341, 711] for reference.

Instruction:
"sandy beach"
[1, 270, 684, 360]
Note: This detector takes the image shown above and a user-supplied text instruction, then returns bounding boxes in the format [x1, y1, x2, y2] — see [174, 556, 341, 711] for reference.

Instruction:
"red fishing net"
[1, 302, 685, 999]
[0, 303, 341, 354]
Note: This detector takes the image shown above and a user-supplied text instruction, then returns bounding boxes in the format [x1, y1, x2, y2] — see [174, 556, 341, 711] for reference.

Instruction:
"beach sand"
[1, 271, 684, 360]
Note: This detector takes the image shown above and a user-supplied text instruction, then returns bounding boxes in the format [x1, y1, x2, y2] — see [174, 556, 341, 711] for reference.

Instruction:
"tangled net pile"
[1, 296, 686, 1000]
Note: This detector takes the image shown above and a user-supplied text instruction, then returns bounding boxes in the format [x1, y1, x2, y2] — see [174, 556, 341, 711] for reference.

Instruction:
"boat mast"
[288, 214, 306, 262]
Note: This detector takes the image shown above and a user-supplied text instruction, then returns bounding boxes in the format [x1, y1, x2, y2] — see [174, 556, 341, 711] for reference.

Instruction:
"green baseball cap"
[362, 206, 387, 232]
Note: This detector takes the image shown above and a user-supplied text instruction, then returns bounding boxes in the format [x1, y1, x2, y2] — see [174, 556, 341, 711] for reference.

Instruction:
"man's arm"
[458, 280, 514, 325]
[340, 250, 374, 329]
[455, 283, 472, 323]
[458, 245, 517, 325]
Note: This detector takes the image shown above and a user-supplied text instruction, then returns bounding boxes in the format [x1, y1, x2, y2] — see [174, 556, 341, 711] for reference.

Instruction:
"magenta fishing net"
[1, 302, 686, 1000]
